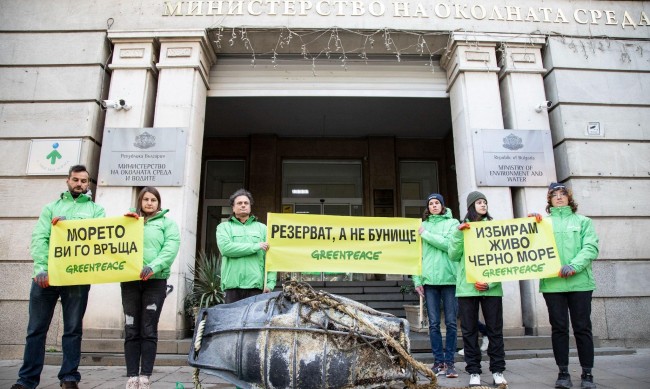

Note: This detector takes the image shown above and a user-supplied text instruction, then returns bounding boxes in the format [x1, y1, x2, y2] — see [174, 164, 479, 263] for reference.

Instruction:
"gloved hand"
[51, 216, 66, 225]
[414, 285, 425, 297]
[458, 222, 470, 231]
[559, 264, 576, 278]
[140, 266, 154, 281]
[124, 212, 139, 219]
[528, 213, 543, 223]
[34, 272, 49, 288]
[474, 282, 489, 291]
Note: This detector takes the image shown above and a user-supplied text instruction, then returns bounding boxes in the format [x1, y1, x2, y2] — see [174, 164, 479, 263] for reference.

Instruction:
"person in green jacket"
[448, 191, 507, 388]
[122, 187, 180, 389]
[13, 165, 105, 389]
[412, 193, 460, 378]
[217, 189, 276, 304]
[539, 183, 599, 389]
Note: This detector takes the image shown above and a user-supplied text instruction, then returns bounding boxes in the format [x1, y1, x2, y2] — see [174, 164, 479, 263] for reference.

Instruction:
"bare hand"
[414, 285, 425, 297]
[259, 242, 269, 251]
[418, 226, 425, 235]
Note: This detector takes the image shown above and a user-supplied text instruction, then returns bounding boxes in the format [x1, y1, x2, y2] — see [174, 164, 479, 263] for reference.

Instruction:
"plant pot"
[403, 304, 429, 332]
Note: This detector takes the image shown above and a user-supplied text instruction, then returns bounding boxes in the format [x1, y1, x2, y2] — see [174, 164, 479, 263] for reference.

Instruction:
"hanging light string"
[210, 26, 649, 74]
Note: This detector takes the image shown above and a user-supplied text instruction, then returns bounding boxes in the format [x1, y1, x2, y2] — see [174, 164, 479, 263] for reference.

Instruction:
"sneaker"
[446, 364, 459, 378]
[126, 376, 140, 389]
[432, 362, 446, 376]
[60, 382, 79, 389]
[458, 348, 465, 356]
[493, 372, 508, 385]
[11, 384, 29, 389]
[555, 372, 573, 388]
[580, 373, 596, 388]
[469, 373, 481, 387]
[481, 336, 489, 352]
[139, 376, 151, 389]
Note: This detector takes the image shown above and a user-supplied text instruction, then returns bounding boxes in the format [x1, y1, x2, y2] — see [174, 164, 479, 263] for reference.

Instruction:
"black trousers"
[120, 279, 167, 377]
[224, 288, 263, 304]
[458, 296, 505, 374]
[543, 291, 594, 369]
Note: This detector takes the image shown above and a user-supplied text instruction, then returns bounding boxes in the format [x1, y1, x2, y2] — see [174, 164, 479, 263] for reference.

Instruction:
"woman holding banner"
[538, 183, 599, 389]
[122, 187, 181, 389]
[448, 191, 507, 388]
[413, 193, 460, 379]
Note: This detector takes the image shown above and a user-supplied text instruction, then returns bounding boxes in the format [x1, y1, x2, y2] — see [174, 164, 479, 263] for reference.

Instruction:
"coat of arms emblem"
[134, 132, 156, 149]
[502, 133, 523, 151]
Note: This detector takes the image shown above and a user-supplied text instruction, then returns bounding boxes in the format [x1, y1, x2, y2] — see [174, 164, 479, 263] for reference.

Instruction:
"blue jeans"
[17, 281, 90, 388]
[423, 285, 458, 365]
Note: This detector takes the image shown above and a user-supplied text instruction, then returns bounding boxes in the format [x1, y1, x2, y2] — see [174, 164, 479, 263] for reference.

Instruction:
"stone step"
[412, 346, 636, 364]
[80, 333, 601, 355]
[45, 347, 635, 368]
[409, 333, 601, 352]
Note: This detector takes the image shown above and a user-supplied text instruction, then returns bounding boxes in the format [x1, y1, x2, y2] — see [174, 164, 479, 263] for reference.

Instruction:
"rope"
[282, 281, 507, 389]
[192, 317, 207, 389]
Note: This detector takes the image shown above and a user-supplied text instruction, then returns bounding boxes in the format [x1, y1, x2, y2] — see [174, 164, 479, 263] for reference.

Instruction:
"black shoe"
[580, 373, 597, 388]
[555, 372, 573, 388]
[11, 384, 29, 389]
[60, 381, 79, 389]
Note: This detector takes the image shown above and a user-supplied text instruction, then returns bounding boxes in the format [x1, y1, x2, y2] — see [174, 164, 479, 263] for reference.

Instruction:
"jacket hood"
[427, 207, 453, 221]
[61, 191, 92, 202]
[550, 206, 573, 216]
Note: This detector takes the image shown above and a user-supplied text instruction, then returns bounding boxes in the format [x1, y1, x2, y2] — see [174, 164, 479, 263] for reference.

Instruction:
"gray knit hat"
[466, 191, 486, 209]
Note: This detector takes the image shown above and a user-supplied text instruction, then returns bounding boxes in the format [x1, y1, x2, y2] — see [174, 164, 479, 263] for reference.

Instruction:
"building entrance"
[280, 160, 364, 282]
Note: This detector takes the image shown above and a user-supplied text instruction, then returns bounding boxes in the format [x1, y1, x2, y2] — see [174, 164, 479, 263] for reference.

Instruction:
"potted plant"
[400, 284, 429, 333]
[183, 251, 225, 325]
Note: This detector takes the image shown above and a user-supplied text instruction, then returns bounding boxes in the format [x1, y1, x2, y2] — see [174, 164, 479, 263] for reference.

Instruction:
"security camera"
[100, 99, 131, 111]
[100, 100, 118, 109]
[535, 101, 552, 113]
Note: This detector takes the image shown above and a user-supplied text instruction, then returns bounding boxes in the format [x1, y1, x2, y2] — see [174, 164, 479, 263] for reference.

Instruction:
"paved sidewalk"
[1, 349, 649, 388]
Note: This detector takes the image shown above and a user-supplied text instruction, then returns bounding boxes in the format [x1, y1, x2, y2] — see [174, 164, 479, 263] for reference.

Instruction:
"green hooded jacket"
[216, 215, 276, 291]
[539, 206, 599, 293]
[412, 208, 459, 287]
[448, 218, 503, 297]
[30, 191, 106, 277]
[140, 209, 180, 280]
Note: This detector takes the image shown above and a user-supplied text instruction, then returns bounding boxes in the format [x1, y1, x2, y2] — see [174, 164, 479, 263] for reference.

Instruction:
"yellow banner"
[266, 213, 422, 275]
[48, 216, 144, 286]
[463, 217, 561, 283]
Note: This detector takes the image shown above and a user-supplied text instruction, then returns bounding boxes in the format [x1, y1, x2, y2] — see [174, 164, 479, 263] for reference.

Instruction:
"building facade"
[1, 0, 649, 357]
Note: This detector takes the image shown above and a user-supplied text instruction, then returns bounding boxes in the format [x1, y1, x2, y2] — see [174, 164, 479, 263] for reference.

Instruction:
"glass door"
[281, 160, 364, 282]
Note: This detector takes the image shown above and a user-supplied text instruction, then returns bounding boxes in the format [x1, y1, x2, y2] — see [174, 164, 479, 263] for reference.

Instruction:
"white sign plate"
[473, 129, 556, 187]
[98, 128, 187, 186]
[27, 139, 82, 175]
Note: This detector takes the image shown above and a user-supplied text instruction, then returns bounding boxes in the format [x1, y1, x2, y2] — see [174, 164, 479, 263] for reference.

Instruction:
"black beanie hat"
[426, 193, 445, 207]
[466, 191, 486, 209]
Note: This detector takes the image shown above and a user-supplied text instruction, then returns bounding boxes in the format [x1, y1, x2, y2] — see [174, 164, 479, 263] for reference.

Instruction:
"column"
[86, 36, 159, 336]
[152, 31, 215, 338]
[440, 32, 521, 335]
[498, 37, 556, 335]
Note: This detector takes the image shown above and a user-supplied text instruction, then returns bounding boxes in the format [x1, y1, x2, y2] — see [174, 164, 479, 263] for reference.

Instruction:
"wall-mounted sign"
[98, 128, 187, 186]
[27, 139, 82, 175]
[472, 129, 555, 187]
